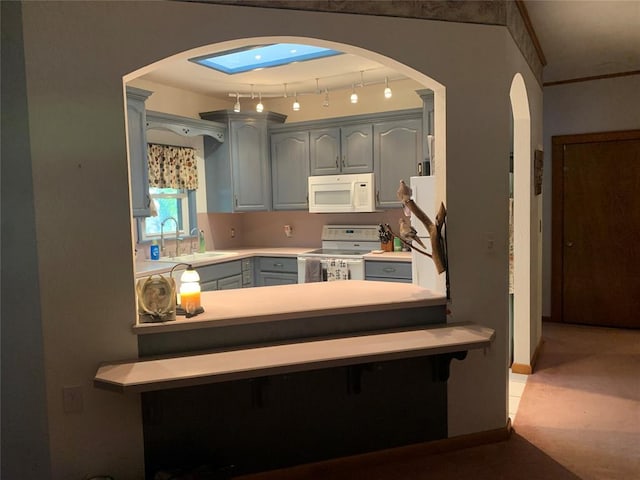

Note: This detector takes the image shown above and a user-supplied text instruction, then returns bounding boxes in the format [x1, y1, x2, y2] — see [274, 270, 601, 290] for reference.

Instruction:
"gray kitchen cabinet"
[200, 280, 218, 292]
[309, 123, 373, 175]
[200, 110, 286, 212]
[365, 260, 412, 283]
[271, 131, 310, 210]
[218, 274, 243, 290]
[373, 116, 423, 209]
[126, 86, 153, 217]
[241, 257, 254, 287]
[195, 260, 242, 291]
[255, 256, 298, 286]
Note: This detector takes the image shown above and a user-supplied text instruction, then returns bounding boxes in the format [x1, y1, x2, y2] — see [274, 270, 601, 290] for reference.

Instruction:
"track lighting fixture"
[256, 92, 264, 112]
[227, 70, 403, 111]
[384, 77, 392, 99]
[350, 83, 358, 104]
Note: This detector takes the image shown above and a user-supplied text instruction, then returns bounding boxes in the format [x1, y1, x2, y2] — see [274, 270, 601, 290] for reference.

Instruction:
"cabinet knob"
[335, 156, 339, 168]
[566, 241, 574, 248]
[234, 196, 238, 207]
[342, 156, 346, 167]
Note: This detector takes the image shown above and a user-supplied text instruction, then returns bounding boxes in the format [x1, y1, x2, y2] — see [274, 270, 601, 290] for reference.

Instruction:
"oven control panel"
[321, 225, 380, 243]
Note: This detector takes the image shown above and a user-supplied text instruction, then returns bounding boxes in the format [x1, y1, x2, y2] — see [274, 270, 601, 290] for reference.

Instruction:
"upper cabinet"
[200, 110, 286, 212]
[271, 131, 310, 210]
[373, 113, 423, 209]
[309, 124, 373, 175]
[146, 110, 225, 143]
[270, 108, 425, 211]
[126, 85, 226, 219]
[126, 86, 153, 217]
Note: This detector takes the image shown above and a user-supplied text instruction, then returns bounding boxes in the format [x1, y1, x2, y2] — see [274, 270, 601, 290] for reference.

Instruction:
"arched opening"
[509, 73, 534, 379]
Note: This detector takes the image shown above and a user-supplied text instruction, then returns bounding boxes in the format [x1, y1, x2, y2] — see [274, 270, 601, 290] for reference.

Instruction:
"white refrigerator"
[409, 176, 445, 294]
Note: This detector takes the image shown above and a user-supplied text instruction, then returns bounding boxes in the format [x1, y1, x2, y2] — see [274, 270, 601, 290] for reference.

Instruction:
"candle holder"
[171, 263, 204, 318]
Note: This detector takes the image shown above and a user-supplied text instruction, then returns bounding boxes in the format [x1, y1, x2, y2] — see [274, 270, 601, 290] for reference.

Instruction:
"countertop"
[133, 279, 445, 334]
[135, 247, 411, 277]
[96, 322, 494, 393]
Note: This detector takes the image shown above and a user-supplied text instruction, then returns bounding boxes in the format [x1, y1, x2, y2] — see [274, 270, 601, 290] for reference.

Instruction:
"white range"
[297, 225, 381, 283]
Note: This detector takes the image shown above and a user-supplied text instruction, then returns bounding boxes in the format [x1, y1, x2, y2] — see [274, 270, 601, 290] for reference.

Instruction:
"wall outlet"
[284, 225, 292, 237]
[485, 232, 495, 251]
[63, 385, 83, 413]
[230, 227, 236, 238]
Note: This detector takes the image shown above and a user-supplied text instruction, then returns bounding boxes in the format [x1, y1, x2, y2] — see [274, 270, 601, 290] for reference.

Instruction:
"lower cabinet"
[218, 274, 243, 290]
[365, 260, 412, 283]
[255, 257, 298, 287]
[196, 260, 243, 291]
[200, 280, 218, 292]
[241, 258, 254, 287]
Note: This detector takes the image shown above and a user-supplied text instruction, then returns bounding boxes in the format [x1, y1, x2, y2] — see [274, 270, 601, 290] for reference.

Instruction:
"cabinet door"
[271, 131, 310, 210]
[200, 280, 218, 292]
[126, 90, 151, 217]
[365, 261, 412, 282]
[374, 118, 422, 209]
[218, 274, 243, 290]
[256, 271, 298, 287]
[310, 128, 341, 175]
[232, 120, 271, 211]
[341, 123, 373, 174]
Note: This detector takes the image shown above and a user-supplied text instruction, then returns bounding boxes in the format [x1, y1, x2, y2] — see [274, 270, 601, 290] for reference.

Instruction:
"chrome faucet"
[160, 217, 179, 258]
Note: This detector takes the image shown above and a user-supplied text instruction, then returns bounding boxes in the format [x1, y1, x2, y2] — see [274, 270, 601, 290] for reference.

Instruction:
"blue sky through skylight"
[190, 44, 343, 75]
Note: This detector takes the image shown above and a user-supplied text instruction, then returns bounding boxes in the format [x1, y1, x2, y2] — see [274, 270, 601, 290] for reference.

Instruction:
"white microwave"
[308, 172, 376, 213]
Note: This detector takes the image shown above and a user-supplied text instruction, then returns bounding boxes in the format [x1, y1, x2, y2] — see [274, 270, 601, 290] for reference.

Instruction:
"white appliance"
[308, 173, 376, 213]
[409, 176, 444, 294]
[297, 225, 381, 282]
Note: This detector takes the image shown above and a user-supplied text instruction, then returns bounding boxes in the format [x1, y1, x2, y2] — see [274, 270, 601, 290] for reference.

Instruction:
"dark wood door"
[553, 131, 640, 328]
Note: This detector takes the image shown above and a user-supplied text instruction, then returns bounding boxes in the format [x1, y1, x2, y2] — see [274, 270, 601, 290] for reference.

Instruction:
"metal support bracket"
[432, 351, 468, 382]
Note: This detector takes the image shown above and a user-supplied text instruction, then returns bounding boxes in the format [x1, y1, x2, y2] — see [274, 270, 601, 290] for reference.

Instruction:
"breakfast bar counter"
[95, 281, 494, 393]
[132, 280, 445, 334]
[95, 280, 494, 476]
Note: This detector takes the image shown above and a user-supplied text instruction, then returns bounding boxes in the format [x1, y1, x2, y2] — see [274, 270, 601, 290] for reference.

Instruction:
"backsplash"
[136, 209, 408, 259]
[202, 210, 406, 250]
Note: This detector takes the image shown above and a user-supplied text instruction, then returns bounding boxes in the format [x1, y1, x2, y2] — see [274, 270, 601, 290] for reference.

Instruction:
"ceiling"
[143, 50, 404, 101]
[141, 1, 640, 96]
[525, 0, 640, 84]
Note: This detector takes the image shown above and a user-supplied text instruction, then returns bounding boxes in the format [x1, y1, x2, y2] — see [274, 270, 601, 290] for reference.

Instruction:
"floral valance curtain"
[147, 143, 198, 190]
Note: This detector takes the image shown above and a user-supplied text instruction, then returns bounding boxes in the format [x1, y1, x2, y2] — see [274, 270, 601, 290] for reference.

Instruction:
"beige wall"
[4, 2, 542, 478]
[541, 74, 640, 317]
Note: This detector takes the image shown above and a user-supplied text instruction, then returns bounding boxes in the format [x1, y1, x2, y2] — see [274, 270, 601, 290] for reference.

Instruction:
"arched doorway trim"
[509, 73, 533, 371]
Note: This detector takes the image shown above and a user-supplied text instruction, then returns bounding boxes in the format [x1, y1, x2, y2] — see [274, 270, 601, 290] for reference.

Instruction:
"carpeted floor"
[512, 321, 640, 480]
[240, 321, 640, 480]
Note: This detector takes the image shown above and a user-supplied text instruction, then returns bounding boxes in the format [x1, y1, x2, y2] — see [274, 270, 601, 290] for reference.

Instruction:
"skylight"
[190, 44, 343, 75]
